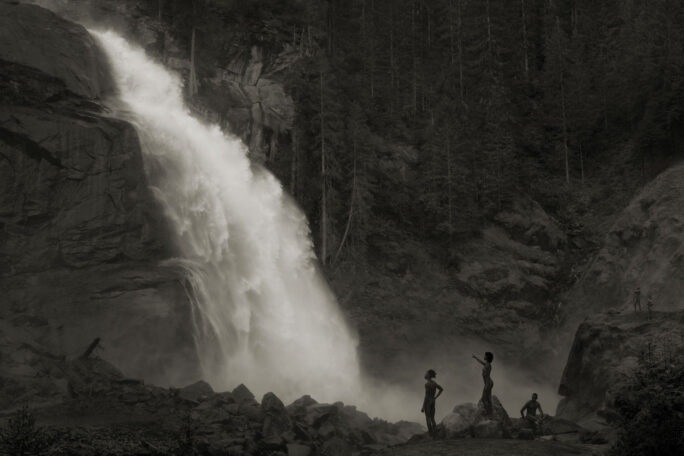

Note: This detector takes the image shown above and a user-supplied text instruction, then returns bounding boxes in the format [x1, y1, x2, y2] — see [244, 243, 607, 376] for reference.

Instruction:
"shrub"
[0, 405, 53, 456]
[608, 351, 684, 456]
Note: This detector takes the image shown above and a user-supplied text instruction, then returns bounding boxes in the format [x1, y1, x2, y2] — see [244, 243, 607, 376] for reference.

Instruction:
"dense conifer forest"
[149, 0, 684, 269]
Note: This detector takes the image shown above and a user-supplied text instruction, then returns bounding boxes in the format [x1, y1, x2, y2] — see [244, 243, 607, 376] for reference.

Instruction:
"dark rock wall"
[0, 2, 199, 386]
[556, 310, 684, 425]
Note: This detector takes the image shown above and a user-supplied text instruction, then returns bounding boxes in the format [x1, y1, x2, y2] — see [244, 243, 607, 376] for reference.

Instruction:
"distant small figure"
[520, 393, 545, 434]
[647, 296, 654, 320]
[421, 369, 443, 436]
[472, 352, 494, 416]
[633, 287, 641, 312]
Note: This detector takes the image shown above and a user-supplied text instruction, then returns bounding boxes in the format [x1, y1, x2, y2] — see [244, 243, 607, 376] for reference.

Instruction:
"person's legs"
[483, 381, 493, 416]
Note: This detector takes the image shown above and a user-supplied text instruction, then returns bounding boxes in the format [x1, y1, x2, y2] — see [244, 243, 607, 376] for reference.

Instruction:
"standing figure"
[421, 369, 443, 436]
[472, 352, 494, 416]
[520, 393, 545, 434]
[633, 287, 641, 312]
[647, 296, 654, 320]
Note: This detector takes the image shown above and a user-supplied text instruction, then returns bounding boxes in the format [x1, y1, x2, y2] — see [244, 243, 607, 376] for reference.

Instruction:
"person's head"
[425, 369, 436, 380]
[484, 352, 494, 363]
[532, 393, 538, 400]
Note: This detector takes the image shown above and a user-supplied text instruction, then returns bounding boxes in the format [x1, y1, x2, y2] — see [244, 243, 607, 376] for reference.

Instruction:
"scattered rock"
[178, 380, 214, 402]
[232, 383, 256, 404]
[261, 392, 291, 444]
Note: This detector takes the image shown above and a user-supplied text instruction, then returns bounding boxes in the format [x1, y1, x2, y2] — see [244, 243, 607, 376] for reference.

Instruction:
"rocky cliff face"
[0, 2, 199, 386]
[556, 310, 684, 426]
[566, 162, 684, 316]
[26, 0, 296, 162]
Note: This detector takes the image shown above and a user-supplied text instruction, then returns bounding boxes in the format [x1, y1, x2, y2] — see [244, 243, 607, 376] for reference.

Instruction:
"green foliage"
[608, 350, 684, 456]
[0, 405, 54, 456]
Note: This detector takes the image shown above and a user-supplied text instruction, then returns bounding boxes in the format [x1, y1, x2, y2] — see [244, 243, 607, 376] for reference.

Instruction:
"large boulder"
[0, 2, 112, 99]
[261, 392, 292, 444]
[441, 403, 478, 437]
[440, 396, 512, 439]
[556, 310, 684, 426]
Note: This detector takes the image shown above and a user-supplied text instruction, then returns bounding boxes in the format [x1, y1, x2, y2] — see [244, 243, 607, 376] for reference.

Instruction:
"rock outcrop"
[26, 0, 296, 162]
[0, 2, 198, 386]
[556, 310, 684, 426]
[440, 396, 513, 439]
[567, 161, 684, 315]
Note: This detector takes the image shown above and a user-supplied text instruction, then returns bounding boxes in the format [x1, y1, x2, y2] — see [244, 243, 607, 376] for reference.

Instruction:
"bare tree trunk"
[457, 0, 465, 105]
[411, 1, 418, 113]
[486, 0, 494, 70]
[319, 71, 328, 264]
[389, 3, 395, 112]
[580, 142, 584, 185]
[290, 129, 298, 197]
[189, 27, 198, 97]
[557, 17, 570, 185]
[446, 136, 453, 244]
[521, 0, 529, 79]
[333, 145, 356, 266]
[449, 0, 455, 66]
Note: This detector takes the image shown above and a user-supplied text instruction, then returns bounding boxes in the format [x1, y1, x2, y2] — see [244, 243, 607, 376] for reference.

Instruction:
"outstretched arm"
[520, 404, 527, 417]
[472, 354, 485, 365]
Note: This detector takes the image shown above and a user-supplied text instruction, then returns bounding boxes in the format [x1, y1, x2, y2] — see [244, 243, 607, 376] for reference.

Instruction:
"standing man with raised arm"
[472, 352, 494, 416]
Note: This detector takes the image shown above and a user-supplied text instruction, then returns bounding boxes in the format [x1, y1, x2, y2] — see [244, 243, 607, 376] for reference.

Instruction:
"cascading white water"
[92, 30, 363, 403]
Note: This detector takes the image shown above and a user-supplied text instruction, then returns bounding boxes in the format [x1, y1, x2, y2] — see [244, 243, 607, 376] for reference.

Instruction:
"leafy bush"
[0, 405, 53, 456]
[609, 351, 684, 456]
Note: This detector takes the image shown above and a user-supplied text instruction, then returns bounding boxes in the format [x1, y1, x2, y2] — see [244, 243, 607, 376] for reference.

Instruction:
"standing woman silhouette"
[421, 369, 443, 435]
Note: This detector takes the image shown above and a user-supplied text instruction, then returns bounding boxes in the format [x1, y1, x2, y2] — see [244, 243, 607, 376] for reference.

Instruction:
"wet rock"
[440, 396, 511, 439]
[232, 384, 256, 404]
[0, 2, 113, 99]
[0, 2, 199, 387]
[261, 392, 291, 444]
[472, 419, 506, 439]
[441, 402, 478, 437]
[178, 380, 214, 402]
[556, 311, 684, 424]
[239, 403, 265, 423]
[287, 395, 318, 416]
[321, 436, 353, 456]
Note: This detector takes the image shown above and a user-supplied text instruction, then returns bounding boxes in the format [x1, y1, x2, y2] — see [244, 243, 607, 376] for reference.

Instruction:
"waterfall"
[92, 30, 363, 403]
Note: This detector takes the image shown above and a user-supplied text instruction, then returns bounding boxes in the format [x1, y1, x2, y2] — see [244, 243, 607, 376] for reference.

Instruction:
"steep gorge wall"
[0, 2, 198, 386]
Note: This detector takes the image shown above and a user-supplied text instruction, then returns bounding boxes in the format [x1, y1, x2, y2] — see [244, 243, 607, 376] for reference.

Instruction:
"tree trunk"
[389, 3, 395, 112]
[457, 0, 465, 105]
[189, 27, 198, 97]
[319, 71, 328, 264]
[579, 142, 584, 185]
[333, 145, 356, 266]
[412, 1, 418, 113]
[486, 0, 494, 70]
[521, 0, 529, 79]
[557, 17, 570, 185]
[290, 129, 298, 197]
[446, 136, 453, 244]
